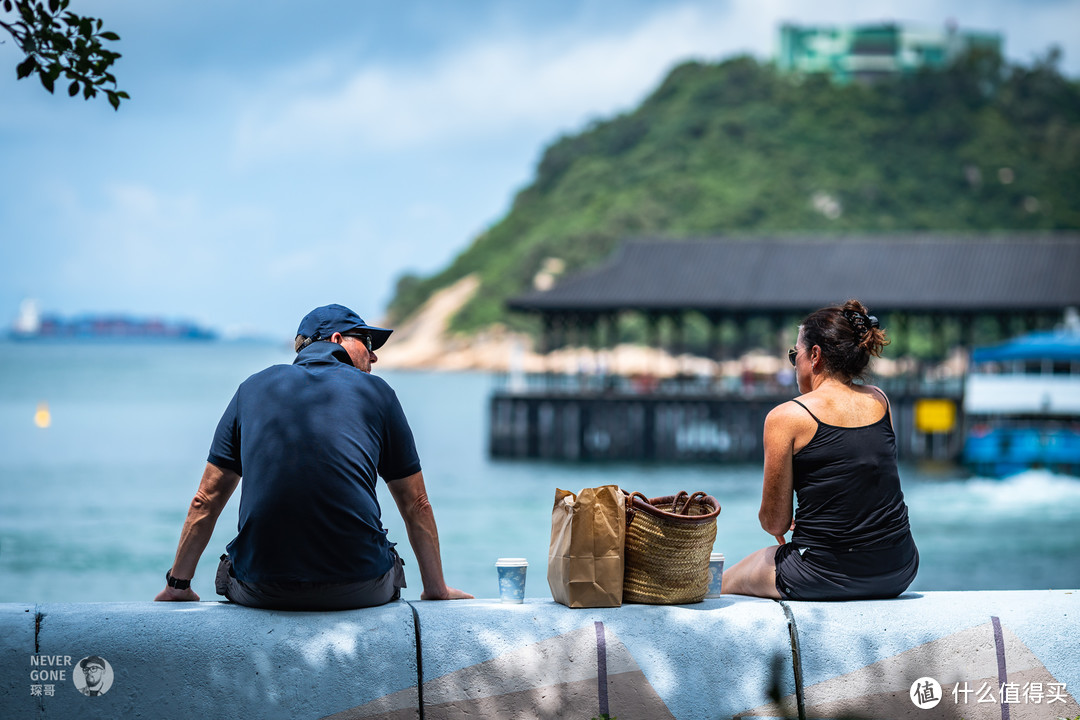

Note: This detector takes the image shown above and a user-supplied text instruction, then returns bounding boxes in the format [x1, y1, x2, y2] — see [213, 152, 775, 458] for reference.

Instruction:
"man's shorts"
[215, 550, 407, 610]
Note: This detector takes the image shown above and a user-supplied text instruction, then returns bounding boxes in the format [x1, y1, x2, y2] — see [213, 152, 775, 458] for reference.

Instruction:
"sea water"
[1, 341, 1078, 603]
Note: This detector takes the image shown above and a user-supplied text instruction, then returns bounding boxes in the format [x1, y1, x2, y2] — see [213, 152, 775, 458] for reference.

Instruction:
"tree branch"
[2, 0, 128, 109]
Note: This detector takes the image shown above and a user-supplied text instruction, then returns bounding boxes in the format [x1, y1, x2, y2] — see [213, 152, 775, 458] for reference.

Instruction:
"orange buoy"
[34, 402, 51, 429]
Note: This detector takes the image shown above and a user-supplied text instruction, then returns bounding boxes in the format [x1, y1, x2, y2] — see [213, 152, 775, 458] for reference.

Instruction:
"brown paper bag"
[547, 485, 625, 608]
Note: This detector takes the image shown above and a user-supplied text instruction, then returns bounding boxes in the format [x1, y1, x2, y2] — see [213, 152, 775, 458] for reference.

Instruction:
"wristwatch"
[165, 569, 191, 590]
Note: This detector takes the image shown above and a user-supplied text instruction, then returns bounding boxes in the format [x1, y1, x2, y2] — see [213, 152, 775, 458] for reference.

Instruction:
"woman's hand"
[773, 520, 795, 545]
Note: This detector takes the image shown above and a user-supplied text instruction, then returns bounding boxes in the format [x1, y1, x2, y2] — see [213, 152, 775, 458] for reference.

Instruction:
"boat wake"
[934, 469, 1080, 515]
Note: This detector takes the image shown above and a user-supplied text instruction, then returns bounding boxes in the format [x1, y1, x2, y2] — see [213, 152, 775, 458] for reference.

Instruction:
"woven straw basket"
[623, 491, 721, 605]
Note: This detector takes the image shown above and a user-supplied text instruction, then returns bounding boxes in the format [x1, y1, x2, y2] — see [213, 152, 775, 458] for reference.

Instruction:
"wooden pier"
[489, 376, 963, 463]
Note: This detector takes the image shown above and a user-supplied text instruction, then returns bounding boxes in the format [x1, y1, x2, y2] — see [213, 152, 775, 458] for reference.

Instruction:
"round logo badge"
[72, 656, 114, 697]
[910, 676, 942, 709]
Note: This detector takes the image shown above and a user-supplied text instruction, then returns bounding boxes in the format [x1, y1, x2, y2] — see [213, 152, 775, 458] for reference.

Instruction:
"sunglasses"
[343, 333, 373, 352]
[788, 347, 798, 366]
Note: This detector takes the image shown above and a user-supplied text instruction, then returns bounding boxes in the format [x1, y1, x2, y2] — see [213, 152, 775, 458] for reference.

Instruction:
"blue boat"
[963, 321, 1080, 477]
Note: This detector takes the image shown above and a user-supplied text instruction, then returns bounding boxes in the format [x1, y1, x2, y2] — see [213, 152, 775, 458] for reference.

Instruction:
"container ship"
[8, 299, 217, 341]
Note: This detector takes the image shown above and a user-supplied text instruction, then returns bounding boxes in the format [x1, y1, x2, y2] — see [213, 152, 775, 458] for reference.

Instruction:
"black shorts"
[774, 533, 918, 601]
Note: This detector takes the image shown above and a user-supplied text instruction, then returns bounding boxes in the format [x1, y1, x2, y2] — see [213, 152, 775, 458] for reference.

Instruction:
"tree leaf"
[107, 90, 119, 110]
[39, 69, 55, 93]
[67, 79, 79, 96]
[33, 3, 50, 25]
[99, 31, 119, 41]
[15, 56, 37, 80]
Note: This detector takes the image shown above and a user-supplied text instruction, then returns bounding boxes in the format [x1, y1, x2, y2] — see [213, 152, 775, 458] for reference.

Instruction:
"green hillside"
[386, 49, 1080, 334]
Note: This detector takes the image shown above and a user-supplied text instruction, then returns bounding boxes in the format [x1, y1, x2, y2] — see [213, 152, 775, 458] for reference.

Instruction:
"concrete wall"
[2, 591, 1078, 719]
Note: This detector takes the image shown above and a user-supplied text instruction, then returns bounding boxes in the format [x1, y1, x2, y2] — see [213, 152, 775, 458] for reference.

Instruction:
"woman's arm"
[759, 405, 796, 542]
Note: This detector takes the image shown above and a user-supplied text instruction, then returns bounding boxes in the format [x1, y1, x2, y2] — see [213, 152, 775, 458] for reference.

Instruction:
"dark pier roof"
[508, 235, 1080, 315]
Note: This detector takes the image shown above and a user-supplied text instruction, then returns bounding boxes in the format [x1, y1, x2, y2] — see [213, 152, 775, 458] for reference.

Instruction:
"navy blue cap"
[296, 304, 392, 351]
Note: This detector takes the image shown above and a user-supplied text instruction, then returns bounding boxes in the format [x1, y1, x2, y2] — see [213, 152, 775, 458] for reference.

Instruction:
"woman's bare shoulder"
[767, 399, 815, 426]
[858, 383, 890, 406]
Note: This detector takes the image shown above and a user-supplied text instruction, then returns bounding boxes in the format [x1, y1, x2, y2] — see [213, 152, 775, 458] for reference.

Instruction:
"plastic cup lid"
[710, 552, 725, 561]
[495, 558, 528, 566]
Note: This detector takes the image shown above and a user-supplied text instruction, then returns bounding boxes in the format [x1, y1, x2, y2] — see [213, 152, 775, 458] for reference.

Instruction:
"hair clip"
[843, 309, 873, 337]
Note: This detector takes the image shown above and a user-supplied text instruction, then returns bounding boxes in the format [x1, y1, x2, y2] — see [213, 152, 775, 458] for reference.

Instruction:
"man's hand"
[420, 586, 474, 601]
[154, 586, 200, 602]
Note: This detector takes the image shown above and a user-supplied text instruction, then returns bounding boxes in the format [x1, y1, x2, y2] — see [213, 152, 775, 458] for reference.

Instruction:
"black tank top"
[789, 393, 912, 552]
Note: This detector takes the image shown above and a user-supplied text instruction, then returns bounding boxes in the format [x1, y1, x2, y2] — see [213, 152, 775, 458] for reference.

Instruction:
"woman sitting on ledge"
[722, 299, 919, 601]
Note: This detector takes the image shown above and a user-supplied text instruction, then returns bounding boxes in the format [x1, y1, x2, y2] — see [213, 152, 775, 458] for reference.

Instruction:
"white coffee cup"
[495, 558, 528, 603]
[706, 552, 725, 598]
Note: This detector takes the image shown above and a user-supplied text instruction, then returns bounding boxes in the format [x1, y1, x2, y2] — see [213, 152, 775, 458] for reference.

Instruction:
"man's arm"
[386, 471, 472, 600]
[154, 462, 240, 602]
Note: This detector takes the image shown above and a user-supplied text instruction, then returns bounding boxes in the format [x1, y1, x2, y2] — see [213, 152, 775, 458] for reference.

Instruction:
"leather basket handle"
[675, 491, 709, 515]
[625, 491, 651, 527]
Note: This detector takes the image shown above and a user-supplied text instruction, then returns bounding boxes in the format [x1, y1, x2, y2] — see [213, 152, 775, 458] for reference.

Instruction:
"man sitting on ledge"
[155, 304, 472, 610]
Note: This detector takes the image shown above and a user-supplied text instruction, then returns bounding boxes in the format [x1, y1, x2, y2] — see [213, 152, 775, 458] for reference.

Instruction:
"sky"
[2, 0, 1078, 339]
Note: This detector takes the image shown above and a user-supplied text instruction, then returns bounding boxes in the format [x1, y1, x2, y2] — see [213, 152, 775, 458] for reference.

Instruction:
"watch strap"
[166, 569, 191, 590]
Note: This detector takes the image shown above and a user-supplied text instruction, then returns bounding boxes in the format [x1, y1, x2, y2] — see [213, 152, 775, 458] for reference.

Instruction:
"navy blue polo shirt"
[208, 341, 421, 584]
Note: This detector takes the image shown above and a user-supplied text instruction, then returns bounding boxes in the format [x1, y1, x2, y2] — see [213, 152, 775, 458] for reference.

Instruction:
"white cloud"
[231, 3, 736, 164]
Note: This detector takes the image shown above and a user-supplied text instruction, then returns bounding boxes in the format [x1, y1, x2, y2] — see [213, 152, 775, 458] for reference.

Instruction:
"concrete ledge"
[0, 604, 34, 717]
[2, 592, 1078, 719]
[408, 596, 795, 720]
[780, 590, 1080, 720]
[15, 601, 418, 720]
